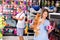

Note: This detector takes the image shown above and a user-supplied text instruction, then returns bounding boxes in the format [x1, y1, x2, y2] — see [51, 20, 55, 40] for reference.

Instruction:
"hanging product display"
[0, 30, 3, 39]
[23, 4, 26, 11]
[0, 5, 3, 13]
[48, 6, 55, 12]
[6, 0, 10, 4]
[29, 0, 32, 6]
[59, 2, 60, 7]
[14, 29, 17, 35]
[42, 0, 45, 7]
[23, 1, 26, 4]
[0, 16, 5, 29]
[57, 24, 60, 29]
[32, 5, 40, 11]
[3, 28, 17, 36]
[0, 1, 2, 4]
[47, 1, 50, 6]
[38, 0, 41, 5]
[0, 14, 5, 40]
[15, 1, 18, 5]
[51, 1, 54, 6]
[18, 1, 20, 5]
[24, 0, 26, 1]
[25, 22, 29, 34]
[12, 9, 18, 16]
[45, 0, 48, 6]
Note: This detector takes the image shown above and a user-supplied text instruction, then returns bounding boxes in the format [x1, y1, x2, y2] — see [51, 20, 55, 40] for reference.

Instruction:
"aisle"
[3, 36, 34, 40]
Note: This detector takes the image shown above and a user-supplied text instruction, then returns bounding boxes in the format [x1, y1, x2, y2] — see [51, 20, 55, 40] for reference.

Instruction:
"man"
[12, 7, 25, 40]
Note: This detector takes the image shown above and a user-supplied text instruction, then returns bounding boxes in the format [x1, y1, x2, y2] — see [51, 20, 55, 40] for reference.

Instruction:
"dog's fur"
[32, 13, 41, 36]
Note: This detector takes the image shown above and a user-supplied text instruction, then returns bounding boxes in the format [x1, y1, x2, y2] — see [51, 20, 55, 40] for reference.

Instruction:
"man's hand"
[12, 15, 24, 21]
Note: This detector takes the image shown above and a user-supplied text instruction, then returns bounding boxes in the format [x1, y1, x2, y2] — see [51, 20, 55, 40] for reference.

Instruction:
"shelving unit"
[49, 13, 60, 40]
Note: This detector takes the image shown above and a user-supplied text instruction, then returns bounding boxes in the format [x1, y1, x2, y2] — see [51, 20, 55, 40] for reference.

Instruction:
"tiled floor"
[2, 36, 34, 40]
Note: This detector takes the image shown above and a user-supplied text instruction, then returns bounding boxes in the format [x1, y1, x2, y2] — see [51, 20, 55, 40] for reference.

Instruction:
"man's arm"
[18, 17, 24, 21]
[12, 16, 24, 21]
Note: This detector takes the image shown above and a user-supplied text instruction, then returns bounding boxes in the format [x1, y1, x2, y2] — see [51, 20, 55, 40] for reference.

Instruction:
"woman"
[31, 9, 53, 40]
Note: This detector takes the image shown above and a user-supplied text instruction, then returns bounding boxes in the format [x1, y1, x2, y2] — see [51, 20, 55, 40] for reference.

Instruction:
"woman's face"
[42, 11, 48, 19]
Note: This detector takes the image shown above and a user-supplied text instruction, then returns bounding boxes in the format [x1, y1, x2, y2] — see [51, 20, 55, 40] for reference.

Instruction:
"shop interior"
[0, 0, 60, 40]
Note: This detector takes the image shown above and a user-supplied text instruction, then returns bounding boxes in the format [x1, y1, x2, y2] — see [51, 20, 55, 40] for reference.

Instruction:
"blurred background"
[0, 0, 60, 40]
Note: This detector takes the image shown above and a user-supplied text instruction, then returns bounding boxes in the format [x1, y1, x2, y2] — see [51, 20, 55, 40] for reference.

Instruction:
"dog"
[31, 13, 41, 36]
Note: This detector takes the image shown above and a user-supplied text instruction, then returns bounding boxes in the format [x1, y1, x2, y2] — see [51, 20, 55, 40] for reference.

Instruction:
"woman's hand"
[46, 25, 53, 34]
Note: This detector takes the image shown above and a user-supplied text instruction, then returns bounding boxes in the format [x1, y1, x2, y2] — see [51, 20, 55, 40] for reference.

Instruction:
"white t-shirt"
[16, 12, 25, 28]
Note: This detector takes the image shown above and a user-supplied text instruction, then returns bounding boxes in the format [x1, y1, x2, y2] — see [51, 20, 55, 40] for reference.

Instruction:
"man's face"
[17, 8, 22, 12]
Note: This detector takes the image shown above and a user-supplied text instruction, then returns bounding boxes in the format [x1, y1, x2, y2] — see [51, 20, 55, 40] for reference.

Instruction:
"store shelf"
[4, 26, 16, 28]
[3, 33, 17, 36]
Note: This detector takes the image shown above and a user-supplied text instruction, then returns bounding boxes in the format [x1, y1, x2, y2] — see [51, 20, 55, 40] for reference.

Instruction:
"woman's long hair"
[42, 9, 49, 20]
